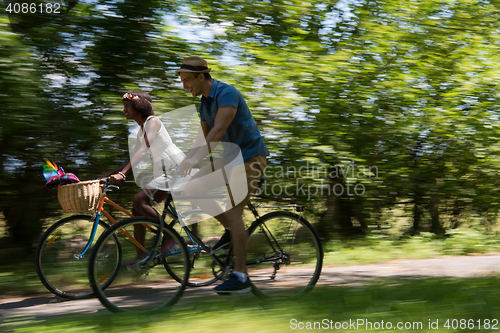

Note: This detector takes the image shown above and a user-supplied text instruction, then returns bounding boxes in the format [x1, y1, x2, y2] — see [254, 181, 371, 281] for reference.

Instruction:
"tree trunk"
[317, 166, 357, 240]
[428, 184, 445, 235]
[412, 193, 423, 235]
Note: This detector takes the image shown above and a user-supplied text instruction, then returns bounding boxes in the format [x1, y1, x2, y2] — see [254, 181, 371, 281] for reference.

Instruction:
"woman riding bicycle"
[99, 92, 184, 254]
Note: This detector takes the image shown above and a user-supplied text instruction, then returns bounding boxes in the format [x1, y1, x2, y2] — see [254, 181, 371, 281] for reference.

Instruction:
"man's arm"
[201, 120, 211, 137]
[204, 105, 236, 143]
[179, 105, 236, 176]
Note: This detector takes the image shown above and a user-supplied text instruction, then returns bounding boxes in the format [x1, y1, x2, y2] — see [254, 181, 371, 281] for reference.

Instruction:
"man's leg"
[206, 205, 246, 269]
[213, 155, 266, 293]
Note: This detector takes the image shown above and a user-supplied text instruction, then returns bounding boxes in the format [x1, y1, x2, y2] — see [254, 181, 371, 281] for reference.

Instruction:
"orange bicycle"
[35, 178, 136, 299]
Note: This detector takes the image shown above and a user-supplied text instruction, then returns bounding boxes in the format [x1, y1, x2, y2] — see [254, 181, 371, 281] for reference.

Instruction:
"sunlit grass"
[3, 224, 500, 332]
[323, 228, 500, 266]
[4, 277, 500, 332]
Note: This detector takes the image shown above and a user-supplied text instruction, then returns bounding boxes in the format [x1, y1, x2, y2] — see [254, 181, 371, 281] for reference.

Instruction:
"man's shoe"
[213, 273, 252, 294]
[212, 229, 231, 251]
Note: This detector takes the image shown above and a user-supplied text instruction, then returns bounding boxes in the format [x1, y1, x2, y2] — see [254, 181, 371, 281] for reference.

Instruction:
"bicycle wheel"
[35, 215, 121, 299]
[167, 210, 229, 287]
[246, 211, 323, 298]
[88, 216, 190, 313]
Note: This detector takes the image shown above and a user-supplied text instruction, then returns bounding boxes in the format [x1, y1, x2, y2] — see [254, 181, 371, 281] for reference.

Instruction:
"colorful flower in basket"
[43, 159, 80, 189]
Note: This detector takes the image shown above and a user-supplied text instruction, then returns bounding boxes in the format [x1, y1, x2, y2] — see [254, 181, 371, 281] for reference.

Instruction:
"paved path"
[2, 254, 500, 323]
[320, 254, 500, 284]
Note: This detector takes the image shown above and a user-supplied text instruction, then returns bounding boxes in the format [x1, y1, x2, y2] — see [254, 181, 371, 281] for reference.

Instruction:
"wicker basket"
[58, 180, 101, 214]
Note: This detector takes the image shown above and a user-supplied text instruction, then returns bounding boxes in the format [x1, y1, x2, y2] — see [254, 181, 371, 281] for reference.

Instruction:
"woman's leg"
[132, 188, 169, 218]
[131, 189, 170, 258]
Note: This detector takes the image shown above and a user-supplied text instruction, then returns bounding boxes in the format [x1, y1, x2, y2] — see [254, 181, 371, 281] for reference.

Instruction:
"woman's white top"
[136, 116, 186, 190]
[138, 116, 185, 166]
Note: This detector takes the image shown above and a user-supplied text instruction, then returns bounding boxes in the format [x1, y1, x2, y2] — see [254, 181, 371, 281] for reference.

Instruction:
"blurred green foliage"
[2, 0, 500, 249]
[188, 0, 500, 237]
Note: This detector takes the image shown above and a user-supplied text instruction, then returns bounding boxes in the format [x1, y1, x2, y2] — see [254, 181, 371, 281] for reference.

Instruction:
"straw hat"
[176, 56, 212, 73]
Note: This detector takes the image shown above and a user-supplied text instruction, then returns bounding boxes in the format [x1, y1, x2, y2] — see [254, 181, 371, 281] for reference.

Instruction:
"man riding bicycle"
[176, 56, 269, 294]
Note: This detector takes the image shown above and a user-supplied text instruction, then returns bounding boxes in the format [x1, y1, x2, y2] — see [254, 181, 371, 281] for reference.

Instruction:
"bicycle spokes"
[246, 212, 323, 298]
[89, 217, 189, 312]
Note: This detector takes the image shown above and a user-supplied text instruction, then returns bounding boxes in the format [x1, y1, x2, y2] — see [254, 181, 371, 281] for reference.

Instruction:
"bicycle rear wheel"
[88, 216, 189, 313]
[35, 215, 121, 299]
[246, 211, 323, 298]
[167, 210, 229, 287]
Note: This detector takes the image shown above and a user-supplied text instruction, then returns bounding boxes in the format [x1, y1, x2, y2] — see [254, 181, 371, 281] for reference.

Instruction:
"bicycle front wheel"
[35, 215, 121, 299]
[246, 211, 323, 299]
[88, 217, 190, 313]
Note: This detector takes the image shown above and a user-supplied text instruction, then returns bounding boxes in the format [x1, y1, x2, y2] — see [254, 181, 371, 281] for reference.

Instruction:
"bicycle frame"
[163, 199, 225, 264]
[162, 196, 306, 273]
[75, 183, 141, 259]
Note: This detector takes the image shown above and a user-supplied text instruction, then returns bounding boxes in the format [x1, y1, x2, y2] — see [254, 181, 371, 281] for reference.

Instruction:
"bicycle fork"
[74, 212, 102, 260]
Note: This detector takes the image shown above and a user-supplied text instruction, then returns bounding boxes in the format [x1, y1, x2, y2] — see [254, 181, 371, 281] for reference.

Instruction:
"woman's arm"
[128, 117, 160, 168]
[108, 118, 161, 183]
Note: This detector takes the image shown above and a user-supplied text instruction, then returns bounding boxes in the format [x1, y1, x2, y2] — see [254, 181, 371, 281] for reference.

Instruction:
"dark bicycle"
[88, 177, 323, 313]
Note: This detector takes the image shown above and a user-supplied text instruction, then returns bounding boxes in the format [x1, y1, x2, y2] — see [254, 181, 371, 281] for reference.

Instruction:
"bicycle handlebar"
[163, 163, 180, 174]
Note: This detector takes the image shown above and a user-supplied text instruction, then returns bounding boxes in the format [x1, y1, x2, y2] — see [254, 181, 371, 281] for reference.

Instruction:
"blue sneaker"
[213, 273, 252, 294]
[212, 229, 231, 251]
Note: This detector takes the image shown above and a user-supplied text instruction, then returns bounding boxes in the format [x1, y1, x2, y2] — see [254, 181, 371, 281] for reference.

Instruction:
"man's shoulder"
[215, 80, 239, 95]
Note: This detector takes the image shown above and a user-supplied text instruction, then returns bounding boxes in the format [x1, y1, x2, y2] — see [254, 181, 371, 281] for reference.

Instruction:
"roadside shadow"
[0, 294, 109, 325]
[0, 294, 67, 310]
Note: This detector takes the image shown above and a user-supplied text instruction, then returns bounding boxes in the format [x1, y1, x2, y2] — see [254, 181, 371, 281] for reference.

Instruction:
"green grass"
[323, 228, 500, 266]
[3, 277, 500, 332]
[3, 224, 500, 332]
[0, 261, 46, 296]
